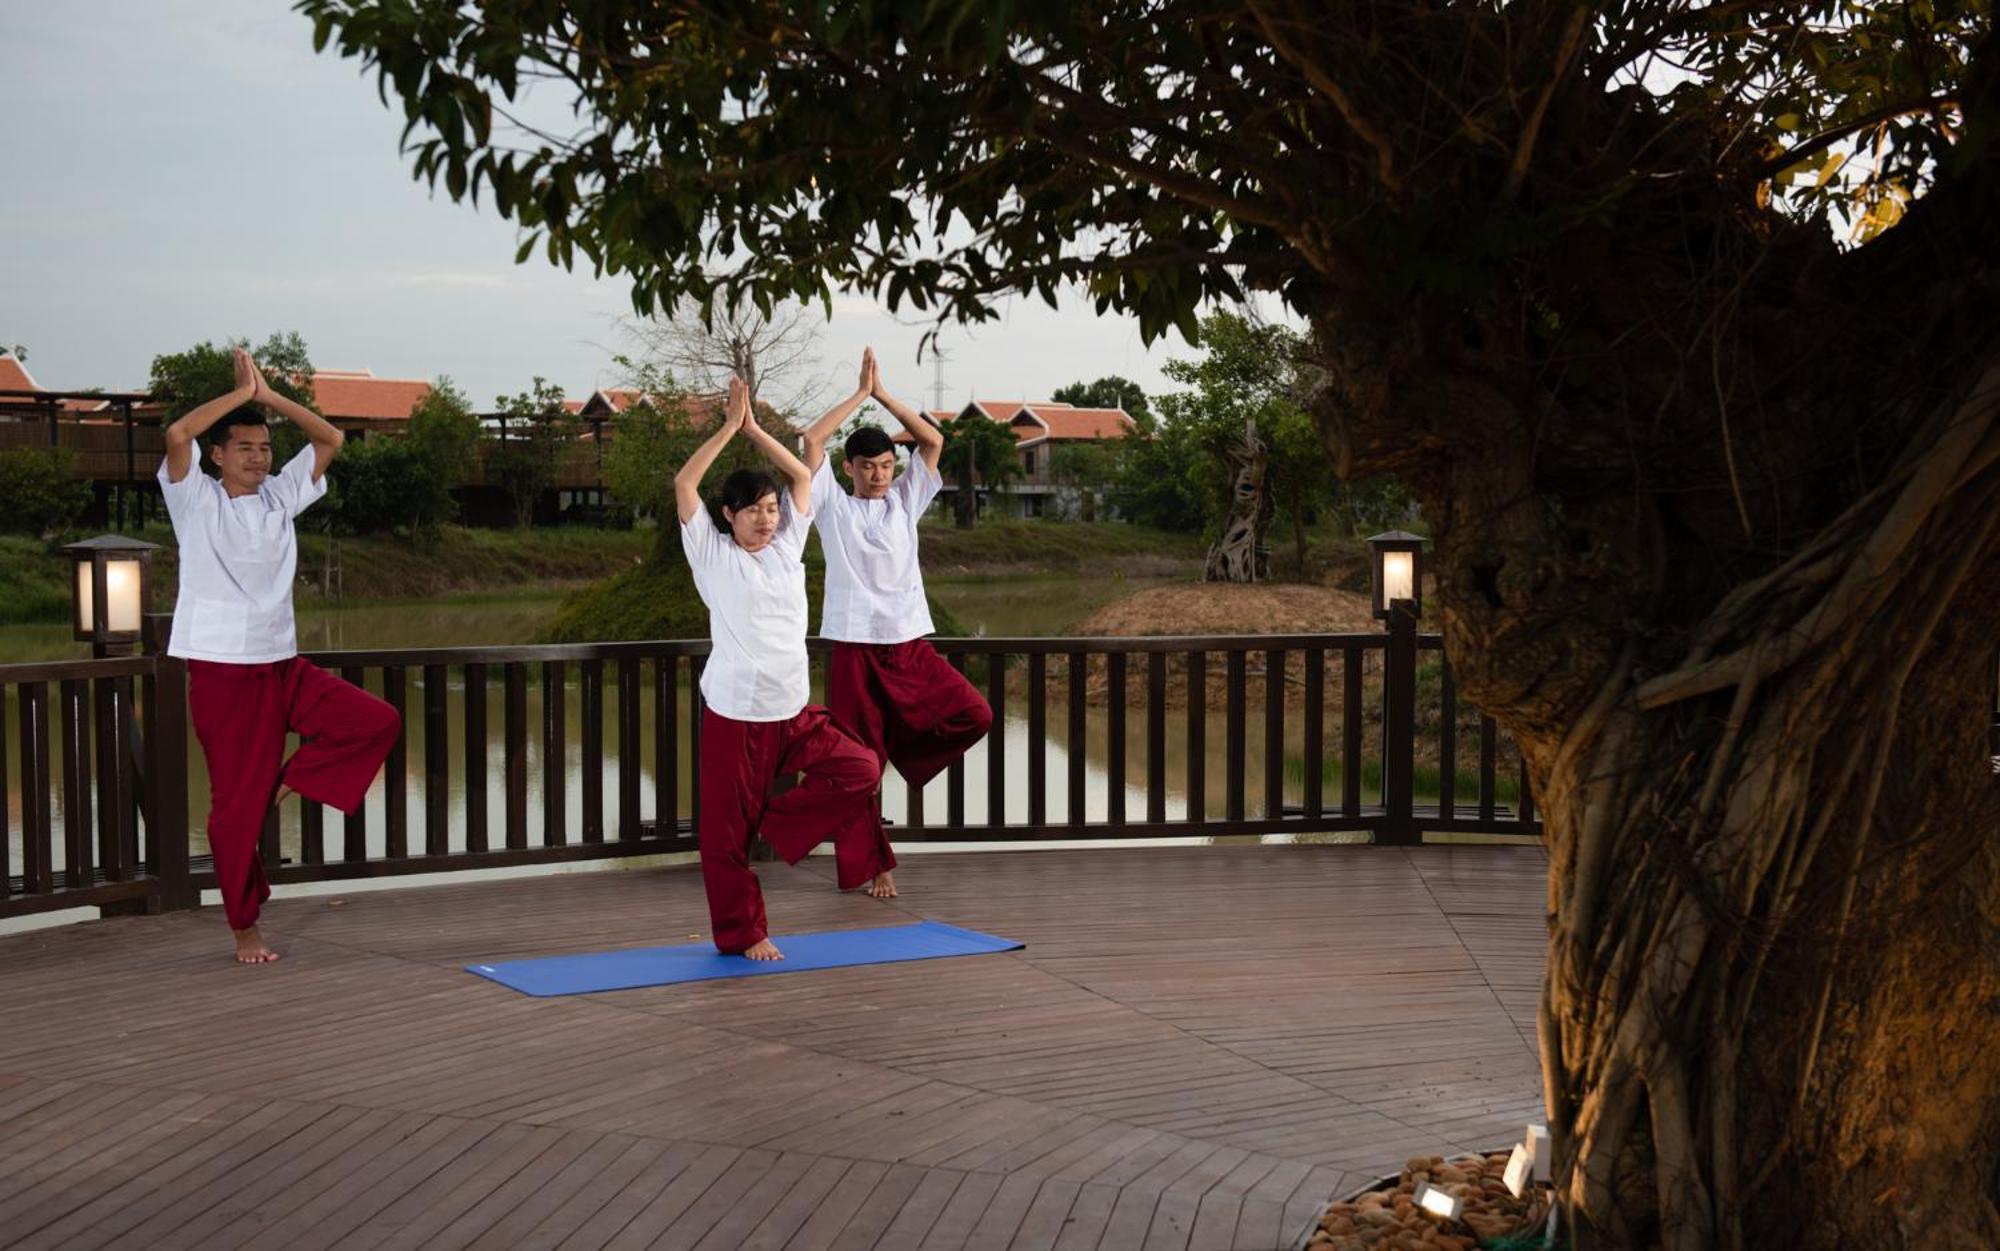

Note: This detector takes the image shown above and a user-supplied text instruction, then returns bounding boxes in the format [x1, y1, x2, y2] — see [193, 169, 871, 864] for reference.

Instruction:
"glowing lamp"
[64, 535, 158, 656]
[1367, 530, 1425, 619]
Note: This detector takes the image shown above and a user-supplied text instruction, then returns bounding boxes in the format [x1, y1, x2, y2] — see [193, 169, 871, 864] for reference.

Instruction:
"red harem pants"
[188, 657, 401, 930]
[827, 639, 994, 788]
[699, 706, 885, 953]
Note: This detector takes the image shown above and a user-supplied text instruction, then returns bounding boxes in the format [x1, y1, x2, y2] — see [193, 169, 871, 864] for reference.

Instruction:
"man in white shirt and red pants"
[158, 348, 400, 964]
[802, 351, 996, 897]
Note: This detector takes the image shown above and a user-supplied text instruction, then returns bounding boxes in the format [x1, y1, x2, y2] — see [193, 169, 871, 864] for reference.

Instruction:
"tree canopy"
[299, 4, 2000, 1248]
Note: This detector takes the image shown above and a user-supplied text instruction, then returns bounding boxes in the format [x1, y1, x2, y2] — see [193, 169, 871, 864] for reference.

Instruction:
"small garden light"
[64, 534, 158, 657]
[1367, 530, 1425, 620]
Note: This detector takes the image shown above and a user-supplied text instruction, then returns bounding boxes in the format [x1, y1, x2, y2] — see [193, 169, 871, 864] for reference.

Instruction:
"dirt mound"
[1073, 580, 1379, 637]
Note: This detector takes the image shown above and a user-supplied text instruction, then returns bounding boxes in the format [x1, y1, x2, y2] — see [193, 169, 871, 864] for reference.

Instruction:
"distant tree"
[402, 378, 481, 533]
[1051, 375, 1151, 425]
[0, 447, 91, 537]
[937, 414, 1023, 529]
[615, 296, 825, 420]
[1048, 441, 1119, 521]
[490, 377, 575, 527]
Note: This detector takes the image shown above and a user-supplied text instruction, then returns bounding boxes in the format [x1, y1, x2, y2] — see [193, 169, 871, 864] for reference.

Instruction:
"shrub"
[0, 447, 92, 536]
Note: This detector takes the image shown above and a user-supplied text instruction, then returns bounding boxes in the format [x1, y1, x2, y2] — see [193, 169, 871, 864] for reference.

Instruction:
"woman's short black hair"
[843, 426, 896, 462]
[710, 467, 781, 532]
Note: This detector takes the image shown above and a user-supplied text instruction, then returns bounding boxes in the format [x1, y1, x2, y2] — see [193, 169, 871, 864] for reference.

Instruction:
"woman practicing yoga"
[674, 376, 890, 960]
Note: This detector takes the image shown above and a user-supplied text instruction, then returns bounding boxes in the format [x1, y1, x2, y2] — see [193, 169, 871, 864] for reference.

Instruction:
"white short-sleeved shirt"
[157, 445, 328, 664]
[810, 454, 943, 644]
[680, 496, 813, 722]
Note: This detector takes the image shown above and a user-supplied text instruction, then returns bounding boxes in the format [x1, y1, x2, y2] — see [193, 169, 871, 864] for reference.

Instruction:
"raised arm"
[873, 363, 943, 473]
[161, 348, 257, 483]
[799, 347, 875, 473]
[249, 360, 345, 481]
[673, 378, 748, 524]
[738, 386, 813, 515]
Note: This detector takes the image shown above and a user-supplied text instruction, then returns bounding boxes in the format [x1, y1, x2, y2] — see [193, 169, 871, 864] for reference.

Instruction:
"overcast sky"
[1, 1, 1205, 414]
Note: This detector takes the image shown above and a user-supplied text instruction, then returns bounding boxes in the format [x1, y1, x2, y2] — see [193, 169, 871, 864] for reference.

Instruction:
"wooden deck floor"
[0, 844, 1548, 1251]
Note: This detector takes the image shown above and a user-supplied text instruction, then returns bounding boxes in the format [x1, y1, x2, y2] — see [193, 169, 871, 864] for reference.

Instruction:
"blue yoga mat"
[466, 920, 1024, 996]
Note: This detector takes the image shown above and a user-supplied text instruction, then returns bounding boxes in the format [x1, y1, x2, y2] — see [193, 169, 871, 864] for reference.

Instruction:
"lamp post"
[63, 535, 158, 658]
[1368, 530, 1426, 845]
[1367, 530, 1426, 620]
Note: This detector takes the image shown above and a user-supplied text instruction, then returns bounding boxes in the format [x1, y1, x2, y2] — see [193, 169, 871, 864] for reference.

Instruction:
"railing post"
[1379, 604, 1420, 846]
[143, 635, 195, 912]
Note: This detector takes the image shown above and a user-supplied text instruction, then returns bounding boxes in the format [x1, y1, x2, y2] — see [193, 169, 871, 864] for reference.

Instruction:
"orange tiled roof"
[309, 370, 433, 422]
[0, 356, 36, 393]
[892, 401, 1134, 445]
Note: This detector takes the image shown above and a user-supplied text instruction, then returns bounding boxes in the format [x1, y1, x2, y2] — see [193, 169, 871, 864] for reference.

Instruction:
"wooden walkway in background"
[0, 844, 1547, 1251]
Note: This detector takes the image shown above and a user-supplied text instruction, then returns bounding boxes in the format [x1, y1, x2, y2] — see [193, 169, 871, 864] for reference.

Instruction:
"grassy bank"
[918, 520, 1206, 573]
[0, 525, 652, 626]
[540, 548, 967, 643]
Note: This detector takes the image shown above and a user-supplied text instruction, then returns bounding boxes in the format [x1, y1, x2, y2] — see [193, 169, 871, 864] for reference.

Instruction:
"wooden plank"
[581, 658, 604, 844]
[1185, 652, 1206, 822]
[1028, 653, 1047, 827]
[20, 681, 52, 896]
[947, 652, 968, 830]
[341, 665, 368, 863]
[987, 654, 1007, 828]
[383, 666, 408, 860]
[505, 663, 527, 849]
[689, 656, 704, 833]
[1106, 652, 1126, 828]
[1438, 660, 1457, 821]
[543, 660, 568, 847]
[1067, 651, 1087, 826]
[1224, 650, 1246, 823]
[617, 658, 641, 840]
[1479, 715, 1498, 821]
[1147, 652, 1166, 825]
[1342, 649, 1363, 816]
[0, 686, 10, 896]
[655, 655, 679, 836]
[424, 664, 450, 856]
[464, 662, 489, 854]
[60, 678, 93, 890]
[1303, 649, 1324, 821]
[1263, 649, 1285, 822]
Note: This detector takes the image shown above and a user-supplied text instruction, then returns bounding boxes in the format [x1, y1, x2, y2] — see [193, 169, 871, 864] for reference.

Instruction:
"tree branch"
[1504, 4, 1592, 201]
[1753, 93, 1960, 181]
[1242, 0, 1405, 195]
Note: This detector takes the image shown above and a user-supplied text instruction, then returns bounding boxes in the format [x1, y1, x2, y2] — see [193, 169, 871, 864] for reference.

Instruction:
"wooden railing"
[1, 620, 1538, 920]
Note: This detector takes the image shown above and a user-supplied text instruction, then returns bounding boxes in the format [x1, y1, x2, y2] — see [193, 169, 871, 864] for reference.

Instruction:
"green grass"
[0, 535, 77, 624]
[539, 548, 967, 644]
[918, 520, 1205, 570]
[0, 523, 653, 625]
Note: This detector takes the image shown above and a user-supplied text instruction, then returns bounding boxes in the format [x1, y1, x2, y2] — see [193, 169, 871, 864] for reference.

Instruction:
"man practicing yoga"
[801, 349, 995, 896]
[676, 376, 889, 960]
[159, 348, 400, 964]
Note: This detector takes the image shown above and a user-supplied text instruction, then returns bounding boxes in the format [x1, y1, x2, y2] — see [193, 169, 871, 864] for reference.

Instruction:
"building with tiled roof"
[308, 370, 433, 428]
[891, 399, 1139, 520]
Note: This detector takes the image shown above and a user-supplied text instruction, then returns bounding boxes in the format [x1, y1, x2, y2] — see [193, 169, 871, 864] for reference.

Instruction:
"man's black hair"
[710, 467, 781, 532]
[843, 426, 896, 462]
[206, 409, 269, 449]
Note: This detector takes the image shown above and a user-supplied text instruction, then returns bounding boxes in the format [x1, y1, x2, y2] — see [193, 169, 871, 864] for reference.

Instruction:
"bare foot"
[272, 784, 295, 808]
[867, 871, 898, 899]
[743, 938, 784, 961]
[233, 926, 280, 964]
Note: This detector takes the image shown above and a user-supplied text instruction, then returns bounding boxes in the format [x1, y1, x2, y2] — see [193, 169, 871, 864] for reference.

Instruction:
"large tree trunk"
[1313, 117, 2000, 1246]
[1205, 417, 1272, 582]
